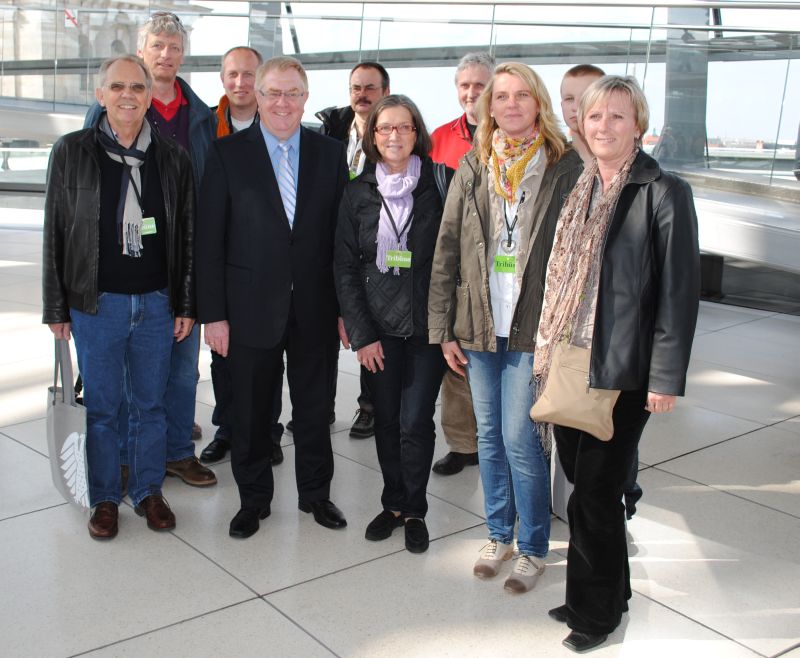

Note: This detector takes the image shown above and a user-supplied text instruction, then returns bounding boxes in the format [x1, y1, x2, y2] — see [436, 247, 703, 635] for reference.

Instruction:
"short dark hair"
[564, 64, 606, 79]
[350, 61, 390, 90]
[362, 94, 431, 164]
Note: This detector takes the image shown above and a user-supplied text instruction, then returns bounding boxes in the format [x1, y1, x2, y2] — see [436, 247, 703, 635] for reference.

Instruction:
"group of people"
[42, 10, 700, 653]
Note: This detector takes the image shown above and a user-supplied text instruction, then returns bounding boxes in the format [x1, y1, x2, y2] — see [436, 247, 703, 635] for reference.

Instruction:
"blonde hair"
[256, 56, 308, 92]
[578, 75, 649, 147]
[475, 62, 566, 166]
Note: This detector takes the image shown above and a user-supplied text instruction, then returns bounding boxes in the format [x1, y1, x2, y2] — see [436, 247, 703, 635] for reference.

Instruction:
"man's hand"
[338, 316, 350, 349]
[174, 317, 195, 342]
[48, 322, 71, 341]
[357, 340, 384, 373]
[204, 320, 230, 357]
[441, 340, 468, 377]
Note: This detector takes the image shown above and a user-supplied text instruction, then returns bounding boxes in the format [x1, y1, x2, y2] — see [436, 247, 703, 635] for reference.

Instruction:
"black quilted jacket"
[335, 157, 447, 350]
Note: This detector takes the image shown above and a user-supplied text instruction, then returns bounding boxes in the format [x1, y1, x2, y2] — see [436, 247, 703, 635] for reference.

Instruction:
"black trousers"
[211, 350, 284, 444]
[554, 388, 650, 635]
[366, 335, 445, 518]
[227, 309, 335, 509]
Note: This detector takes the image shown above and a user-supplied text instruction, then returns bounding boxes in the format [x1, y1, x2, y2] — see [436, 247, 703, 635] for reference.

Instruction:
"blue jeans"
[119, 322, 199, 463]
[71, 291, 173, 507]
[464, 338, 550, 557]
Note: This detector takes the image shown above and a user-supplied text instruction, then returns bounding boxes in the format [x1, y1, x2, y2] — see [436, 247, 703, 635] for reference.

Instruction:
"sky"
[186, 1, 800, 144]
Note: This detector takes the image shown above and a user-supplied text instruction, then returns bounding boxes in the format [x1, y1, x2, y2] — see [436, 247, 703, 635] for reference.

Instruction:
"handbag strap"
[53, 338, 77, 407]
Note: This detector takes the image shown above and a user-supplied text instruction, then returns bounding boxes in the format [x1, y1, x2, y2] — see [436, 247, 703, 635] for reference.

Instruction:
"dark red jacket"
[430, 113, 473, 170]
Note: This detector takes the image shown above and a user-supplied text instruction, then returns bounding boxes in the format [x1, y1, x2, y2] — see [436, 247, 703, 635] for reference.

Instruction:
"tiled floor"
[1, 213, 799, 658]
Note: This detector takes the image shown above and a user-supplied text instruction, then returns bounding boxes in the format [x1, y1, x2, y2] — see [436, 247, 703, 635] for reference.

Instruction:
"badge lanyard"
[379, 195, 414, 243]
[502, 191, 525, 253]
[120, 154, 145, 213]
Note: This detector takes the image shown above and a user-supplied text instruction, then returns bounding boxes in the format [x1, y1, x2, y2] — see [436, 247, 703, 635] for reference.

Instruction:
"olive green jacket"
[428, 148, 582, 353]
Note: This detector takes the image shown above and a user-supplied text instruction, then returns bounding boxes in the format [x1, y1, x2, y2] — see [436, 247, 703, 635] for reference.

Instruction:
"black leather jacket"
[42, 124, 196, 324]
[589, 150, 700, 396]
[315, 105, 355, 143]
[335, 158, 445, 350]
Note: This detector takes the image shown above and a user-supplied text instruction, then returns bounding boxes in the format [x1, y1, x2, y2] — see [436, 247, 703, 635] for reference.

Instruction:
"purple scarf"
[375, 155, 421, 274]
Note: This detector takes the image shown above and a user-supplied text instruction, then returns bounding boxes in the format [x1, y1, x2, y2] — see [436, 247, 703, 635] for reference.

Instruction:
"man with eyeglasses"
[196, 56, 350, 539]
[85, 11, 217, 492]
[201, 45, 288, 468]
[44, 56, 196, 539]
[427, 52, 494, 476]
[313, 61, 392, 442]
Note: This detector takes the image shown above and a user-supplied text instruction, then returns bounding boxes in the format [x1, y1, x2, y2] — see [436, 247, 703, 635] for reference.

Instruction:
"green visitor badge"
[494, 254, 516, 273]
[141, 217, 157, 236]
[386, 250, 412, 268]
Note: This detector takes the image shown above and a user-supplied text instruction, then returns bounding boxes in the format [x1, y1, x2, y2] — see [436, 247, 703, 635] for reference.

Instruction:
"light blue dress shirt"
[260, 123, 301, 185]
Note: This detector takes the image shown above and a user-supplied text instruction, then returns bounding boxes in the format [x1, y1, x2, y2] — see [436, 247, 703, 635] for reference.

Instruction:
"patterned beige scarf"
[532, 147, 639, 450]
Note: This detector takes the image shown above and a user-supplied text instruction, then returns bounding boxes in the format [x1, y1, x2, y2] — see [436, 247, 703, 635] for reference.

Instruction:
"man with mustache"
[313, 62, 391, 441]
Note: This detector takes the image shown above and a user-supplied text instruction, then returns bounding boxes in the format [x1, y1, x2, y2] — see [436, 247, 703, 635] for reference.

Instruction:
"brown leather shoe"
[165, 456, 217, 486]
[134, 494, 176, 531]
[192, 422, 202, 441]
[88, 502, 119, 540]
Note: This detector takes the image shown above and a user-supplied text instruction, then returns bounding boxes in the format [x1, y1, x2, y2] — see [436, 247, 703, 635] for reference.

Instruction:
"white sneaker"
[473, 539, 513, 578]
[504, 554, 546, 593]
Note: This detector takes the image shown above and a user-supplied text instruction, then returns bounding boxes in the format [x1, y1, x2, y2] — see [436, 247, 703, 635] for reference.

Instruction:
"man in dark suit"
[196, 56, 349, 539]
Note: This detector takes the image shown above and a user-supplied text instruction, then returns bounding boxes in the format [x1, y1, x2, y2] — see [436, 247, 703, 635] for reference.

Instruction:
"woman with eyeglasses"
[428, 62, 582, 591]
[335, 94, 450, 553]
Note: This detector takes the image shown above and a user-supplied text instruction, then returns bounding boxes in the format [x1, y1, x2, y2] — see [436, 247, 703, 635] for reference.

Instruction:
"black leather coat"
[335, 158, 446, 350]
[589, 150, 700, 396]
[42, 125, 196, 324]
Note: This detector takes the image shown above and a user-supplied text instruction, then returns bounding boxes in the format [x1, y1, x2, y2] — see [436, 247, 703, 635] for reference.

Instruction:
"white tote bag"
[46, 338, 90, 509]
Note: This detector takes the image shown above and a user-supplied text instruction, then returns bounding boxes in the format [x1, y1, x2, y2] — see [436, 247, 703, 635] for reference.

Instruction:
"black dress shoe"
[562, 631, 608, 653]
[432, 451, 479, 475]
[365, 509, 403, 541]
[298, 499, 347, 529]
[271, 443, 284, 465]
[200, 437, 230, 463]
[404, 518, 429, 553]
[548, 605, 570, 623]
[229, 506, 271, 539]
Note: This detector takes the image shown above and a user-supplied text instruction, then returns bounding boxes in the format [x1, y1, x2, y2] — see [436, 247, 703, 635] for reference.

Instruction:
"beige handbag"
[530, 342, 620, 441]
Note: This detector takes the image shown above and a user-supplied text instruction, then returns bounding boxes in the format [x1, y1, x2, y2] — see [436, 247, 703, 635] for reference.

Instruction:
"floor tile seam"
[0, 499, 66, 523]
[425, 490, 487, 521]
[549, 541, 771, 657]
[330, 448, 382, 475]
[690, 356, 800, 386]
[645, 410, 800, 466]
[64, 596, 263, 658]
[685, 401, 783, 427]
[640, 420, 773, 467]
[627, 588, 768, 657]
[263, 522, 502, 595]
[258, 597, 341, 657]
[698, 312, 782, 335]
[1, 430, 49, 458]
[260, 546, 412, 597]
[772, 641, 800, 658]
[647, 464, 800, 521]
[167, 529, 265, 597]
